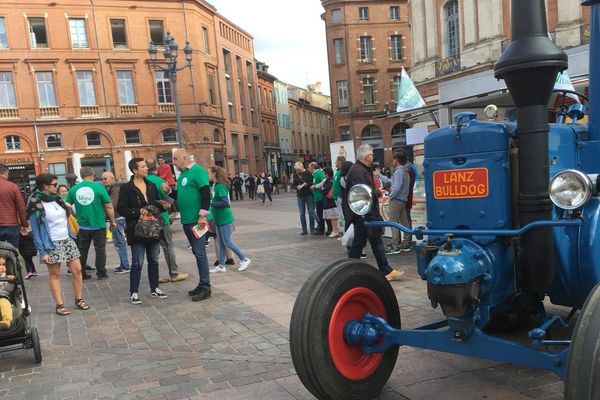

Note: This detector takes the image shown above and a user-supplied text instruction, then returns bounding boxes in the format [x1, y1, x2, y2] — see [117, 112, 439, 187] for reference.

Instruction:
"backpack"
[134, 205, 163, 241]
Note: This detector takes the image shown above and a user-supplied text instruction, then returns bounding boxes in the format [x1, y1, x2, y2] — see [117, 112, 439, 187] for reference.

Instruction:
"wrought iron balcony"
[435, 54, 461, 77]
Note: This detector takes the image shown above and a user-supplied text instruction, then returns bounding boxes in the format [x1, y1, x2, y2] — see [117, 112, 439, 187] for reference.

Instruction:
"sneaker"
[300, 231, 308, 235]
[385, 245, 401, 255]
[360, 253, 367, 259]
[31, 272, 38, 277]
[25, 272, 33, 280]
[158, 276, 170, 283]
[114, 267, 130, 275]
[150, 288, 168, 299]
[209, 265, 226, 273]
[213, 260, 220, 267]
[225, 258, 235, 266]
[385, 270, 405, 282]
[399, 245, 412, 252]
[188, 286, 202, 296]
[239, 258, 251, 272]
[192, 290, 211, 302]
[328, 233, 339, 238]
[130, 293, 141, 305]
[170, 272, 188, 282]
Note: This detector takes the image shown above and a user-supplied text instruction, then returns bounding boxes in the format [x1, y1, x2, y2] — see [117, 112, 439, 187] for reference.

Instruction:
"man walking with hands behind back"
[66, 167, 116, 280]
[0, 164, 28, 247]
[173, 149, 212, 302]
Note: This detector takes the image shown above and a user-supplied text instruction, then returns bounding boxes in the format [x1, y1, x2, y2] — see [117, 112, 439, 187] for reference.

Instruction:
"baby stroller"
[0, 242, 41, 363]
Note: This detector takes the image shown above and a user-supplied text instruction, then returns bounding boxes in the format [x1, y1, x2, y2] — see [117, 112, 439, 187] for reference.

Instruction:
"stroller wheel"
[31, 328, 42, 363]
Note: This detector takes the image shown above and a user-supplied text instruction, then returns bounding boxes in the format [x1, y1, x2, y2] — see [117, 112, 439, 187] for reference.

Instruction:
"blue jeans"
[183, 223, 211, 291]
[297, 196, 316, 233]
[349, 218, 392, 275]
[130, 241, 160, 294]
[0, 226, 19, 248]
[111, 218, 130, 270]
[216, 223, 246, 265]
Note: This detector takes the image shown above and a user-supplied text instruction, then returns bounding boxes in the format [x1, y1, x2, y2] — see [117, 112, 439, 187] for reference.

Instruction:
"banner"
[329, 140, 356, 169]
[554, 71, 580, 102]
[396, 67, 426, 112]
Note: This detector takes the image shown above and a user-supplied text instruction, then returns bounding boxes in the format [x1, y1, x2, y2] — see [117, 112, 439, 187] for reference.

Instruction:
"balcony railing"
[435, 54, 461, 77]
[40, 107, 59, 118]
[120, 105, 138, 115]
[80, 105, 99, 116]
[338, 106, 349, 113]
[0, 108, 19, 119]
[158, 103, 176, 114]
[361, 104, 377, 112]
[582, 24, 590, 45]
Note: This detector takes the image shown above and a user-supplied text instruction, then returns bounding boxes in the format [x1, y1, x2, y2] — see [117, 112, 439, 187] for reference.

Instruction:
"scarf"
[27, 189, 70, 222]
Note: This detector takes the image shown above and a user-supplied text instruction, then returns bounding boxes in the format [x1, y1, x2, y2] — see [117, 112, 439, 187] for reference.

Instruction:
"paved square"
[0, 193, 565, 399]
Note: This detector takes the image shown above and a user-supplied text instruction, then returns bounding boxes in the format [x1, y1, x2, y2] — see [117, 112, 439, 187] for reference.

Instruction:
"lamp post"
[103, 154, 112, 173]
[148, 32, 193, 148]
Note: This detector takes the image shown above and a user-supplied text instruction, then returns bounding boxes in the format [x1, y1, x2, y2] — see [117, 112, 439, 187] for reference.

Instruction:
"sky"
[206, 0, 331, 95]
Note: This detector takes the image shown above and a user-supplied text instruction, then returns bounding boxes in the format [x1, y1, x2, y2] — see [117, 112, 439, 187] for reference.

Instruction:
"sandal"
[55, 304, 71, 316]
[74, 299, 90, 310]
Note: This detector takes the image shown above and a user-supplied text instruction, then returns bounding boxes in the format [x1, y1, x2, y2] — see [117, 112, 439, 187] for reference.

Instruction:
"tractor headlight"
[549, 169, 593, 210]
[348, 184, 374, 216]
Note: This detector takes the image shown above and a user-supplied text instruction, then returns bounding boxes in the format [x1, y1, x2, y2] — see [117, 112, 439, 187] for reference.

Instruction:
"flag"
[396, 67, 426, 112]
[554, 70, 580, 102]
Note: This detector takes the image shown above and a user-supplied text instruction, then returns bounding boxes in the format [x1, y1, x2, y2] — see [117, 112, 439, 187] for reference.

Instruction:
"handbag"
[134, 205, 163, 241]
[257, 184, 265, 194]
[68, 214, 79, 234]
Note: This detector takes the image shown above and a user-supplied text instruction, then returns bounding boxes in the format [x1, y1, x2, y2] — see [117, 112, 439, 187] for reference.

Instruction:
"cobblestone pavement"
[0, 193, 565, 399]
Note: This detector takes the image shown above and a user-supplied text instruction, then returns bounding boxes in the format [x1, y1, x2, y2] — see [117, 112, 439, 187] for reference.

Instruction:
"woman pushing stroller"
[28, 173, 90, 316]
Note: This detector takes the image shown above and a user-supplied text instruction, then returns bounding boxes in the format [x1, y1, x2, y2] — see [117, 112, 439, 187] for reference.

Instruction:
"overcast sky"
[207, 0, 331, 95]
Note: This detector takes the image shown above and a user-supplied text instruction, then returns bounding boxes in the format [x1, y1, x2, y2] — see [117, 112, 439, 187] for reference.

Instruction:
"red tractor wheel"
[290, 259, 400, 400]
[565, 282, 600, 399]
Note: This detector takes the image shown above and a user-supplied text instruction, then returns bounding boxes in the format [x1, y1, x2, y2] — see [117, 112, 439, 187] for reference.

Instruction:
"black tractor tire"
[31, 328, 42, 363]
[565, 282, 600, 399]
[289, 259, 400, 400]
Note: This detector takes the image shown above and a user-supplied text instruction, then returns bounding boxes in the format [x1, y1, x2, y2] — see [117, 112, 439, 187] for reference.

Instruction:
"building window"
[116, 70, 136, 105]
[124, 130, 141, 144]
[362, 77, 375, 105]
[28, 17, 48, 48]
[162, 128, 177, 143]
[340, 126, 351, 141]
[0, 72, 16, 108]
[445, 1, 460, 57]
[207, 73, 216, 105]
[149, 20, 165, 45]
[213, 129, 220, 142]
[331, 8, 341, 24]
[333, 38, 344, 64]
[392, 75, 401, 103]
[390, 6, 400, 20]
[390, 35, 403, 61]
[5, 135, 21, 151]
[155, 71, 172, 104]
[361, 125, 382, 139]
[35, 72, 57, 107]
[45, 133, 62, 148]
[110, 19, 128, 49]
[359, 36, 373, 61]
[0, 17, 8, 48]
[223, 49, 232, 75]
[48, 163, 67, 185]
[76, 71, 96, 105]
[337, 81, 348, 109]
[202, 27, 209, 53]
[86, 132, 101, 147]
[359, 7, 369, 21]
[69, 18, 88, 48]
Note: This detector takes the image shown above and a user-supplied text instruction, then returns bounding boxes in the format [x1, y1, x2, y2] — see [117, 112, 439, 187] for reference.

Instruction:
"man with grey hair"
[291, 161, 316, 235]
[146, 158, 188, 283]
[66, 166, 116, 280]
[345, 144, 404, 281]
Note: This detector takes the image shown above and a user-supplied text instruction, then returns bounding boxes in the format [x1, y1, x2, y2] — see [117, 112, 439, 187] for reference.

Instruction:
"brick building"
[214, 13, 261, 176]
[321, 0, 412, 166]
[0, 0, 228, 191]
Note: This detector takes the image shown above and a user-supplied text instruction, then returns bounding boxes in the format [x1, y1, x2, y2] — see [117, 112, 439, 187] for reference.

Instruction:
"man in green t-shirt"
[173, 149, 212, 302]
[308, 162, 325, 235]
[66, 166, 116, 280]
[146, 159, 188, 283]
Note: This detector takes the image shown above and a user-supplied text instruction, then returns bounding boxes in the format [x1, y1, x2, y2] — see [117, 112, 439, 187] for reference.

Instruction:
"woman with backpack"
[208, 166, 251, 273]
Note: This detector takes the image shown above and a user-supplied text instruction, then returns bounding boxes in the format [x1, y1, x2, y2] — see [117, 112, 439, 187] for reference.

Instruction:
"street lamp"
[103, 154, 112, 173]
[148, 32, 193, 148]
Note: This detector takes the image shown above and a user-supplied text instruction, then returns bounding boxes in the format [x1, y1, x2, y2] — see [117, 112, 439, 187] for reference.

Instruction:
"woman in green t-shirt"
[208, 166, 251, 273]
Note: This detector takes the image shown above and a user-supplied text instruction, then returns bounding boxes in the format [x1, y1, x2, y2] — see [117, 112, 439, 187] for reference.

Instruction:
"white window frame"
[390, 35, 403, 61]
[0, 17, 8, 48]
[337, 80, 348, 108]
[390, 6, 400, 20]
[124, 130, 141, 144]
[331, 8, 341, 24]
[155, 71, 172, 104]
[45, 133, 63, 148]
[362, 77, 375, 105]
[76, 71, 96, 106]
[116, 70, 136, 105]
[35, 71, 57, 107]
[359, 36, 373, 61]
[69, 18, 88, 49]
[5, 135, 21, 151]
[86, 132, 102, 147]
[334, 38, 344, 64]
[359, 7, 369, 21]
[0, 72, 16, 108]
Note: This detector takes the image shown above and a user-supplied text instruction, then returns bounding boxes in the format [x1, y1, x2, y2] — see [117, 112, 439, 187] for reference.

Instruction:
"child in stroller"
[0, 256, 15, 329]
